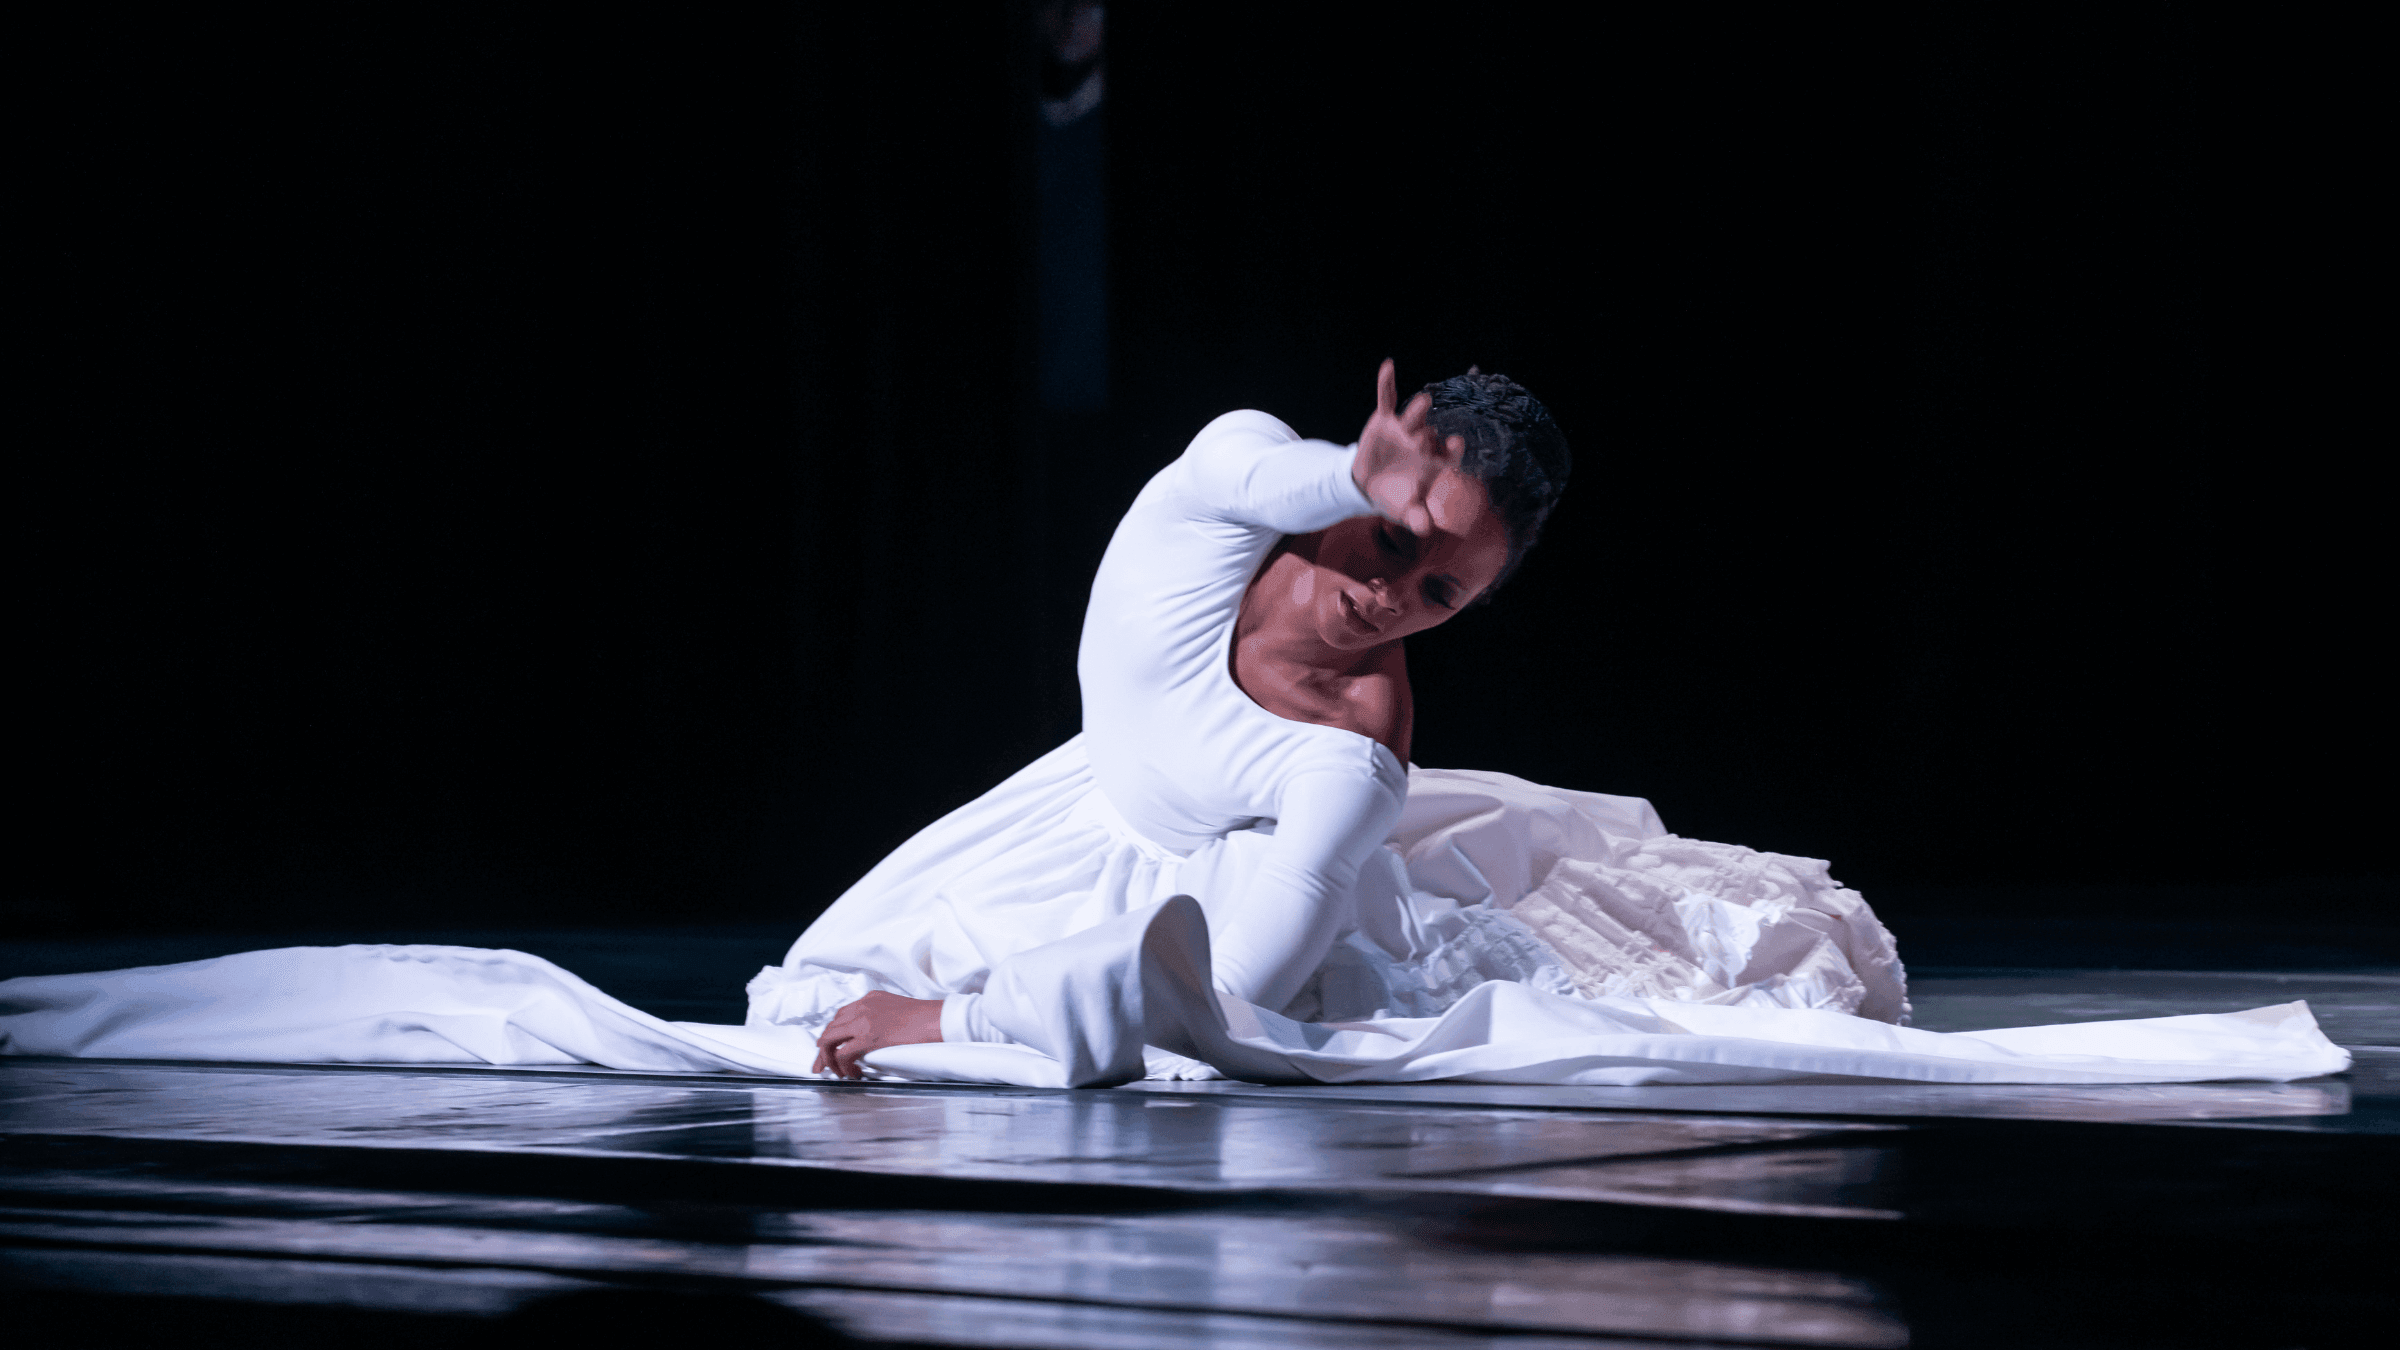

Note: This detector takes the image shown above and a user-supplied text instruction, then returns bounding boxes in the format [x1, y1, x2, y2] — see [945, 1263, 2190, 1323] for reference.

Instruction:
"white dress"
[0, 414, 2349, 1089]
[744, 412, 1912, 1064]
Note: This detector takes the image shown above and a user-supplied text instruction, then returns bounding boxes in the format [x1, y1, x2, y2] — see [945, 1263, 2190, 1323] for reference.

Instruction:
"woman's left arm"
[1206, 766, 1407, 1013]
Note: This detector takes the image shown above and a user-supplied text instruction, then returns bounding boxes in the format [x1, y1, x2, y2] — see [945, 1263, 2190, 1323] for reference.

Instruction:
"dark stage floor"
[5, 925, 2395, 1348]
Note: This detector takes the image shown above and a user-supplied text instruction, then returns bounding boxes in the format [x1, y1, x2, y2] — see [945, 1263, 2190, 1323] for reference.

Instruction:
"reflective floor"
[5, 931, 2397, 1347]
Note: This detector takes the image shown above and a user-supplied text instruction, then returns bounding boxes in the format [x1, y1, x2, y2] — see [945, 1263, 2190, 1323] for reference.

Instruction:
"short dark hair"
[1422, 369, 1570, 598]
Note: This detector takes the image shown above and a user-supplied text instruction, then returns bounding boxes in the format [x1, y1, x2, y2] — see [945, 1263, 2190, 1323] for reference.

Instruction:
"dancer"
[0, 364, 2345, 1088]
[778, 359, 1906, 1081]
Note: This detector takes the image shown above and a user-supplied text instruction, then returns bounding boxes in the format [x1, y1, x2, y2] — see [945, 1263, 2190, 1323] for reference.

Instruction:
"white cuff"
[941, 992, 1007, 1043]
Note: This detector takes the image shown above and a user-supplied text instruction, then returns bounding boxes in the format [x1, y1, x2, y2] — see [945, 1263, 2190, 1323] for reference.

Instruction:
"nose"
[1365, 576, 1403, 615]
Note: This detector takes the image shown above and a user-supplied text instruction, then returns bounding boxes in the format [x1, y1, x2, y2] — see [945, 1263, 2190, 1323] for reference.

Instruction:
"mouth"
[1337, 589, 1382, 636]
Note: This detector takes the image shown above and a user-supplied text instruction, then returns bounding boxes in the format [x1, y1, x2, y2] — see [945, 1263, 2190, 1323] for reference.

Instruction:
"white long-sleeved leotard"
[1073, 410, 1408, 1010]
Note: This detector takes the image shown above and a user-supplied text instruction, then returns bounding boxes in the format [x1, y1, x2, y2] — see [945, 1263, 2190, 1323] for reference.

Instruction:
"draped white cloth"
[0, 900, 2348, 1088]
[0, 410, 2353, 1088]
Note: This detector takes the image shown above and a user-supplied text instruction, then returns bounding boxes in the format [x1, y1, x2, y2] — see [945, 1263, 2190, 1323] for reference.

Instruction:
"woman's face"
[1278, 471, 1512, 651]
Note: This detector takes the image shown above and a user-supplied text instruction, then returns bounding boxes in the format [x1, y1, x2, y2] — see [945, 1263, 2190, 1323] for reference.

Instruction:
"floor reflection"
[0, 1161, 1906, 1347]
[6, 1057, 2390, 1349]
[1127, 1074, 2364, 1126]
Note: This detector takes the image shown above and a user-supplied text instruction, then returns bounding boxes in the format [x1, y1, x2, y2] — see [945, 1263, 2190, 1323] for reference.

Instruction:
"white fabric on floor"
[0, 943, 826, 1076]
[0, 899, 2350, 1088]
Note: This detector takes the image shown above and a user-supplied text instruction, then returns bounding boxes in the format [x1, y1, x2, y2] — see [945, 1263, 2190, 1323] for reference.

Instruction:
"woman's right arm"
[1168, 360, 1464, 540]
[1166, 410, 1376, 538]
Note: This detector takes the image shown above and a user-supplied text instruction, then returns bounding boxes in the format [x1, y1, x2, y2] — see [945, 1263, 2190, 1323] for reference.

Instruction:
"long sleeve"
[940, 990, 1009, 1043]
[1203, 764, 1407, 1011]
[1079, 413, 1373, 750]
[1164, 409, 1374, 536]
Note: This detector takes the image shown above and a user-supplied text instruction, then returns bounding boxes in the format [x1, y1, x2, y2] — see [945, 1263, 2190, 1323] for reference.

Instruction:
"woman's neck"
[1231, 545, 1413, 762]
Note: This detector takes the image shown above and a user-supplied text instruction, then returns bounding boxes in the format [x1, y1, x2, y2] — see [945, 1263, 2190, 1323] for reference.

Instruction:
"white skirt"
[742, 735, 1911, 1042]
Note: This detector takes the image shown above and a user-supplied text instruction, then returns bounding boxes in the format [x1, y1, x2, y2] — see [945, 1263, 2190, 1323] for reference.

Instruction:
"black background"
[23, 5, 2386, 942]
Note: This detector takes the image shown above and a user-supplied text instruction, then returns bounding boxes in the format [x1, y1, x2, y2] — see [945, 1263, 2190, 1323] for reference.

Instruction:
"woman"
[773, 359, 1906, 1080]
[0, 364, 2342, 1088]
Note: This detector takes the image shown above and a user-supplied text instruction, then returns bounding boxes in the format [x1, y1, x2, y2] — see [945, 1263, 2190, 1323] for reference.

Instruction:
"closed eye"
[1375, 524, 1414, 559]
[1424, 574, 1460, 610]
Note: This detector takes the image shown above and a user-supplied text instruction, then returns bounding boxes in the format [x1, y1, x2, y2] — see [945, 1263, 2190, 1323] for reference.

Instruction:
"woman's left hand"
[812, 990, 945, 1079]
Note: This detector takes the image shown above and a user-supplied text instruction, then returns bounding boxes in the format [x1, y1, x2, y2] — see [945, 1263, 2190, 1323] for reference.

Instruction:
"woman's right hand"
[1352, 359, 1465, 537]
[812, 989, 944, 1080]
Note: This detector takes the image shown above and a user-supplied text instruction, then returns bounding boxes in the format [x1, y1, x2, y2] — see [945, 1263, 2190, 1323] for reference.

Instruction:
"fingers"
[815, 1009, 855, 1077]
[818, 1033, 859, 1080]
[835, 1038, 870, 1080]
[1400, 390, 1432, 435]
[1375, 359, 1397, 417]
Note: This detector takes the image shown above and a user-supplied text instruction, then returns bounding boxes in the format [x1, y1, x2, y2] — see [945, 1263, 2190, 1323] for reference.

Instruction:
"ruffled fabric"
[1309, 769, 1910, 1028]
